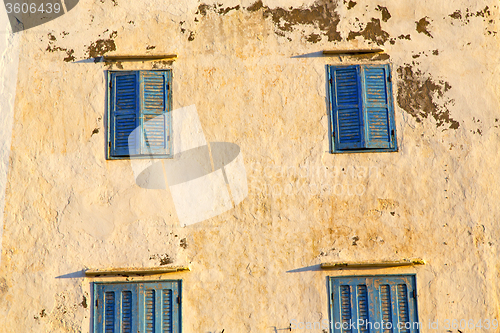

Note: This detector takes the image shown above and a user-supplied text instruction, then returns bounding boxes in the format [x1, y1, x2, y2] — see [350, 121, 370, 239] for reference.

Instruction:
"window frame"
[106, 69, 173, 160]
[328, 274, 420, 333]
[328, 63, 398, 154]
[93, 279, 182, 333]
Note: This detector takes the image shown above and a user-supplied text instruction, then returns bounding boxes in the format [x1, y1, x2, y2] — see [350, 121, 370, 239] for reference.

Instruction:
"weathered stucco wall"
[1, 0, 500, 332]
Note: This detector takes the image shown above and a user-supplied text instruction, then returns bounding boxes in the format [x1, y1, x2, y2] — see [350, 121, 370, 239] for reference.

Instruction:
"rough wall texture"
[1, 0, 500, 332]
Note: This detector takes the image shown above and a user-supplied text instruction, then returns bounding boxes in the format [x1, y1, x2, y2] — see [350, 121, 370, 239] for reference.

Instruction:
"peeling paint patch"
[347, 18, 390, 45]
[449, 10, 462, 20]
[397, 65, 459, 129]
[306, 33, 321, 43]
[149, 253, 174, 266]
[180, 238, 187, 249]
[87, 38, 116, 59]
[376, 5, 391, 22]
[0, 277, 7, 295]
[197, 0, 341, 42]
[398, 34, 411, 40]
[260, 1, 341, 42]
[45, 33, 76, 62]
[346, 0, 357, 10]
[416, 17, 433, 38]
[80, 296, 87, 308]
[449, 6, 492, 26]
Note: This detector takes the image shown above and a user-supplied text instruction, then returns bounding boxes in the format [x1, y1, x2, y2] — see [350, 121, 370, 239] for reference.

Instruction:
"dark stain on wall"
[347, 18, 390, 45]
[416, 17, 433, 38]
[397, 65, 459, 129]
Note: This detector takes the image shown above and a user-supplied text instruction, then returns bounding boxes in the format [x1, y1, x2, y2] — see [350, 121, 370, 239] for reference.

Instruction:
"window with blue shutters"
[94, 280, 181, 333]
[107, 70, 173, 159]
[328, 64, 397, 153]
[329, 275, 419, 333]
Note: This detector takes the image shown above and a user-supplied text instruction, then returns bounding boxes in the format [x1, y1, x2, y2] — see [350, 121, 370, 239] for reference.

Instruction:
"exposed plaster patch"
[416, 17, 433, 38]
[347, 18, 390, 45]
[397, 65, 459, 130]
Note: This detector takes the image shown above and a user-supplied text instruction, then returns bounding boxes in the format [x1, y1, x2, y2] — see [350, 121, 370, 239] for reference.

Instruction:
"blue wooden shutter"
[330, 276, 419, 333]
[361, 65, 395, 149]
[140, 71, 172, 157]
[109, 72, 140, 157]
[373, 276, 420, 333]
[94, 283, 139, 333]
[138, 281, 181, 333]
[95, 281, 181, 333]
[330, 65, 364, 150]
[331, 277, 377, 333]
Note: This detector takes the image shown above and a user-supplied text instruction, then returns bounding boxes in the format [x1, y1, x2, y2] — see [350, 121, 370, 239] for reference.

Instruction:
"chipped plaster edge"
[0, 9, 20, 264]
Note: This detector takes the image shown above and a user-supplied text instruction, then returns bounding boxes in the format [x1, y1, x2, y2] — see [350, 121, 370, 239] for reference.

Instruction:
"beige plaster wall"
[1, 0, 500, 332]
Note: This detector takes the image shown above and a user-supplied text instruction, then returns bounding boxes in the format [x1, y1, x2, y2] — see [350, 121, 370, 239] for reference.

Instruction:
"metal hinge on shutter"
[109, 80, 112, 89]
[329, 78, 333, 85]
[412, 290, 417, 299]
[95, 299, 99, 308]
[177, 295, 181, 304]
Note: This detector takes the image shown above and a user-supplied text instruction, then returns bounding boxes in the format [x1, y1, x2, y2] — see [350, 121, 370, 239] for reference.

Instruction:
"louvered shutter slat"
[104, 292, 115, 333]
[357, 285, 370, 333]
[340, 285, 353, 333]
[380, 284, 393, 333]
[145, 289, 156, 332]
[163, 289, 173, 333]
[397, 284, 411, 333]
